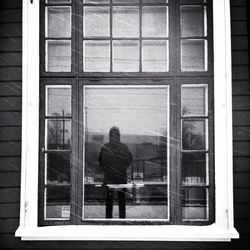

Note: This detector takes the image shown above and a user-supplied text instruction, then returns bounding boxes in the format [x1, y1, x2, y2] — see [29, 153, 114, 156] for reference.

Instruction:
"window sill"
[15, 224, 239, 241]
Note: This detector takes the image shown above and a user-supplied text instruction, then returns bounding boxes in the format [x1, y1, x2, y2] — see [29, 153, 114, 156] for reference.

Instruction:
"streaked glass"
[182, 120, 207, 150]
[113, 40, 139, 72]
[181, 6, 206, 37]
[182, 153, 207, 185]
[181, 39, 207, 71]
[142, 40, 169, 72]
[113, 0, 139, 3]
[46, 119, 71, 150]
[46, 0, 71, 4]
[46, 87, 71, 116]
[182, 187, 208, 220]
[46, 40, 71, 72]
[181, 0, 206, 4]
[46, 7, 71, 38]
[83, 7, 110, 37]
[83, 0, 109, 3]
[83, 41, 110, 72]
[45, 186, 70, 219]
[142, 0, 168, 3]
[46, 152, 71, 184]
[113, 7, 139, 37]
[83, 86, 169, 219]
[142, 6, 168, 37]
[181, 85, 207, 116]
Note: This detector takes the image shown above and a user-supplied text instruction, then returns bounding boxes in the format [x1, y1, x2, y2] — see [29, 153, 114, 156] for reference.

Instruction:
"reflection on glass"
[182, 187, 208, 220]
[181, 0, 206, 4]
[182, 153, 207, 185]
[83, 86, 169, 219]
[83, 41, 110, 72]
[113, 41, 139, 72]
[142, 6, 168, 37]
[182, 120, 207, 150]
[181, 39, 207, 71]
[46, 87, 71, 116]
[46, 0, 71, 4]
[46, 7, 71, 38]
[181, 85, 207, 116]
[46, 152, 70, 184]
[113, 0, 139, 3]
[113, 7, 139, 37]
[83, 7, 110, 37]
[45, 186, 70, 219]
[46, 40, 71, 72]
[142, 0, 168, 3]
[83, 0, 109, 3]
[142, 40, 168, 72]
[181, 6, 206, 37]
[46, 119, 71, 150]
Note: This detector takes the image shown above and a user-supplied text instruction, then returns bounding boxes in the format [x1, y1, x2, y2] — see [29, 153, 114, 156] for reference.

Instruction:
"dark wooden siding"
[0, 0, 250, 248]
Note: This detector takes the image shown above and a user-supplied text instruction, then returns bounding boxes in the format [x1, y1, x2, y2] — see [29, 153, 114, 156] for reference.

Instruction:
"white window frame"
[15, 0, 239, 241]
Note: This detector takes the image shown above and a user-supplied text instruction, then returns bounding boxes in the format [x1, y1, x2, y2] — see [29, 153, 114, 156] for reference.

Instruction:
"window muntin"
[83, 86, 169, 220]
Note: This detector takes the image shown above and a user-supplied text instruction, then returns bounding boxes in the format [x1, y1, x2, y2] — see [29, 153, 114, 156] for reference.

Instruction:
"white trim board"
[16, 0, 239, 241]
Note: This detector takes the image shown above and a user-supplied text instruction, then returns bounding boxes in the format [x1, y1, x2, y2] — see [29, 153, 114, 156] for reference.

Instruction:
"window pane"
[83, 41, 110, 72]
[113, 40, 139, 72]
[46, 119, 71, 150]
[182, 153, 207, 185]
[83, 86, 169, 220]
[83, 0, 109, 3]
[182, 187, 208, 220]
[113, 0, 139, 3]
[181, 6, 206, 37]
[46, 87, 71, 117]
[181, 39, 207, 71]
[46, 40, 71, 72]
[46, 7, 71, 38]
[181, 85, 207, 116]
[46, 152, 71, 184]
[83, 7, 110, 37]
[113, 7, 139, 37]
[142, 6, 168, 37]
[46, 0, 71, 4]
[181, 0, 206, 4]
[45, 186, 70, 219]
[142, 40, 169, 72]
[142, 0, 168, 3]
[182, 120, 207, 150]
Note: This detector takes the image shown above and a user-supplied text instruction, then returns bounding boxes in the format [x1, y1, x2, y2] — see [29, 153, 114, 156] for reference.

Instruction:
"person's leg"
[106, 187, 113, 218]
[118, 188, 126, 218]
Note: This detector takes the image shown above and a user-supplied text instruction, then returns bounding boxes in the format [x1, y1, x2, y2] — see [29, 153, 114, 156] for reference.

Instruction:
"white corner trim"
[16, 0, 239, 241]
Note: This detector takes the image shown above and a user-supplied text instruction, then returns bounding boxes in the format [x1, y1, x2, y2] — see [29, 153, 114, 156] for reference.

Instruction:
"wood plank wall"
[0, 0, 249, 248]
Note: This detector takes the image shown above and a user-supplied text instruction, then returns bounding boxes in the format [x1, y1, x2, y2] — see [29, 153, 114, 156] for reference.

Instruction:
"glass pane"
[46, 7, 71, 38]
[142, 0, 168, 3]
[181, 39, 207, 71]
[46, 40, 71, 72]
[181, 0, 206, 4]
[46, 152, 70, 184]
[113, 40, 139, 72]
[113, 7, 139, 37]
[45, 186, 70, 219]
[83, 86, 169, 219]
[182, 153, 207, 185]
[46, 87, 71, 116]
[182, 120, 207, 150]
[181, 6, 206, 37]
[142, 40, 168, 72]
[142, 6, 168, 37]
[182, 187, 208, 220]
[83, 41, 110, 72]
[46, 119, 71, 150]
[181, 85, 207, 116]
[83, 0, 109, 3]
[83, 7, 110, 37]
[46, 0, 71, 4]
[113, 0, 139, 3]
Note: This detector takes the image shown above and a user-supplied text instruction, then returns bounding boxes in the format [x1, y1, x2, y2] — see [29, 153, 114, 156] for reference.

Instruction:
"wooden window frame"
[15, 0, 239, 241]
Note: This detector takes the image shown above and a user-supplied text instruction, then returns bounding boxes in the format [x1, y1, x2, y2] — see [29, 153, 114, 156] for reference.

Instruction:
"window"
[16, 0, 239, 241]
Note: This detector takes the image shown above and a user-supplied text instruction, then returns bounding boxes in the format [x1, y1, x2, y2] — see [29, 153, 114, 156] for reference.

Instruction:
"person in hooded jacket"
[99, 126, 133, 218]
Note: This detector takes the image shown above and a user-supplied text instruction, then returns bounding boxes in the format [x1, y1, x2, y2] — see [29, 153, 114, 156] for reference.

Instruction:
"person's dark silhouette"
[99, 126, 133, 218]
